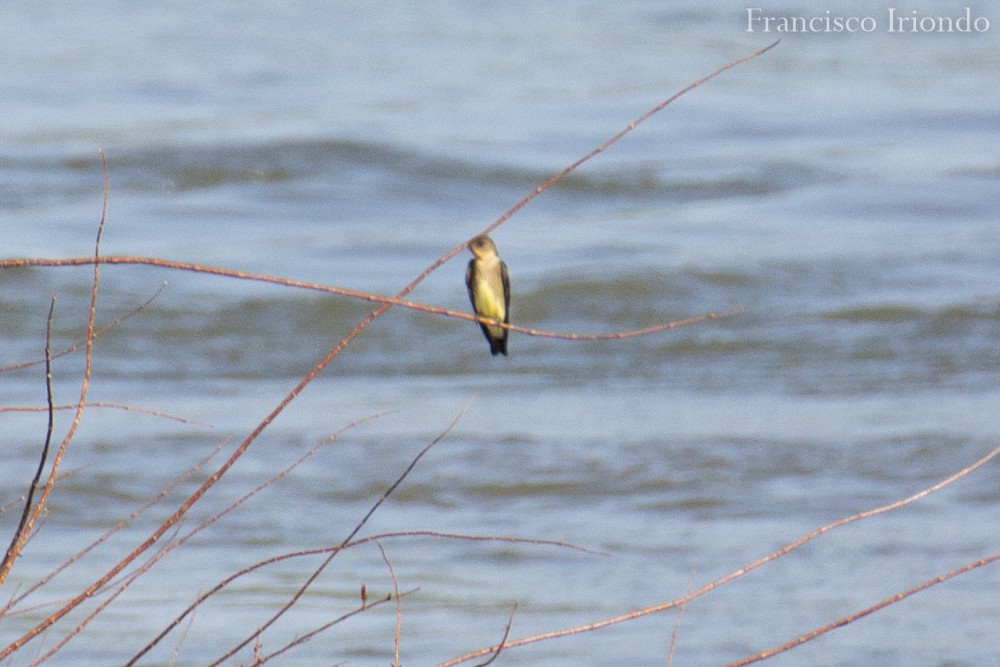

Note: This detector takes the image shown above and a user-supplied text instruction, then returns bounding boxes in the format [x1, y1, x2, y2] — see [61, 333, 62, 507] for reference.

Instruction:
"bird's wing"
[465, 259, 476, 307]
[500, 261, 511, 323]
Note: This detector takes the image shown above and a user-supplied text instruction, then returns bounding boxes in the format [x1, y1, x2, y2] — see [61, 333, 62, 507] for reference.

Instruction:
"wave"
[3, 136, 845, 210]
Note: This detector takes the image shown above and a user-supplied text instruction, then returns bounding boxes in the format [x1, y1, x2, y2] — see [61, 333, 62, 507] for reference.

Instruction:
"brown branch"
[2, 41, 777, 660]
[0, 402, 212, 428]
[513, 308, 742, 340]
[2, 441, 227, 618]
[436, 442, 1000, 666]
[0, 148, 108, 660]
[120, 413, 384, 664]
[206, 396, 477, 667]
[129, 531, 584, 666]
[30, 414, 379, 666]
[723, 551, 1000, 666]
[0, 255, 739, 341]
[0, 150, 109, 600]
[27, 409, 366, 664]
[376, 541, 403, 667]
[399, 39, 782, 285]
[26, 521, 190, 667]
[251, 589, 413, 666]
[665, 573, 694, 667]
[2, 324, 320, 656]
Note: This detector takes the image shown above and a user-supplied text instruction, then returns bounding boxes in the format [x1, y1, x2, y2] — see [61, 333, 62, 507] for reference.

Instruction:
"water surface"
[1, 2, 999, 665]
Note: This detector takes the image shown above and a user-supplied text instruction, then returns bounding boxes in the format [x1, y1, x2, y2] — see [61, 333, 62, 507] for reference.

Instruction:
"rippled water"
[2, 2, 999, 665]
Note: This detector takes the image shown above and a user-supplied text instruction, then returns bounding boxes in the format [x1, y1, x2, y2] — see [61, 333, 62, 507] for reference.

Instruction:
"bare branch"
[0, 298, 58, 586]
[0, 402, 212, 428]
[0, 283, 166, 373]
[0, 148, 108, 596]
[665, 572, 694, 667]
[2, 41, 778, 663]
[252, 590, 414, 666]
[0, 255, 739, 342]
[723, 551, 1000, 666]
[473, 604, 517, 667]
[376, 541, 403, 667]
[437, 443, 1000, 666]
[2, 441, 226, 616]
[205, 396, 477, 667]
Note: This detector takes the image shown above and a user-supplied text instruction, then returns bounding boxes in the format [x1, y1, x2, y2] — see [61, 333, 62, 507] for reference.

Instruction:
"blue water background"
[1, 1, 999, 665]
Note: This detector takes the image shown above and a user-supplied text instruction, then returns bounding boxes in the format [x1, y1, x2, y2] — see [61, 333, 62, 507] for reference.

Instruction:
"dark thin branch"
[0, 297, 58, 586]
[0, 147, 108, 659]
[474, 604, 518, 667]
[206, 396, 477, 667]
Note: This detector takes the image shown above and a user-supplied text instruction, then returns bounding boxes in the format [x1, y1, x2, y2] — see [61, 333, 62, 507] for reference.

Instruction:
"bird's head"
[468, 235, 498, 260]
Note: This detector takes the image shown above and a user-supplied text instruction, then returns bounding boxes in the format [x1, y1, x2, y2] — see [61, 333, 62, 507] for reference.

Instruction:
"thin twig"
[252, 590, 413, 666]
[206, 396, 477, 667]
[666, 572, 694, 667]
[394, 39, 782, 291]
[121, 414, 383, 664]
[54, 413, 378, 667]
[723, 551, 1000, 666]
[3, 441, 227, 616]
[0, 283, 166, 373]
[0, 149, 108, 598]
[167, 604, 197, 667]
[376, 541, 403, 667]
[437, 443, 1000, 666]
[128, 528, 595, 664]
[0, 147, 108, 660]
[474, 604, 518, 667]
[0, 298, 58, 587]
[0, 402, 212, 427]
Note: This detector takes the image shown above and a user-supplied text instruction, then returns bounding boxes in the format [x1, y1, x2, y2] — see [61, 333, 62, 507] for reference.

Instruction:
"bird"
[465, 234, 511, 356]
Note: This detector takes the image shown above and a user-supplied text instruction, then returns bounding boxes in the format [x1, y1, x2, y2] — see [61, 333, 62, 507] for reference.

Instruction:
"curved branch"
[0, 256, 739, 341]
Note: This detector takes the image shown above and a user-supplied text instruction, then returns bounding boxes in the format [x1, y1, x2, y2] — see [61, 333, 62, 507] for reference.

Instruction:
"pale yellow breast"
[473, 258, 506, 322]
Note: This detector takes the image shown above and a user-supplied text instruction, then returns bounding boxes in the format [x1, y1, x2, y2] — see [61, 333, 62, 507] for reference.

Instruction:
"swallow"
[465, 235, 510, 356]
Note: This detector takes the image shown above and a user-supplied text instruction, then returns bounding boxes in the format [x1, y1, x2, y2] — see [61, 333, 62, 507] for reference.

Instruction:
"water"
[2, 1, 999, 665]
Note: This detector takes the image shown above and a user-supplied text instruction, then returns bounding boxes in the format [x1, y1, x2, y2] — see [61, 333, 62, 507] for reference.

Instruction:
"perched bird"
[465, 234, 511, 356]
